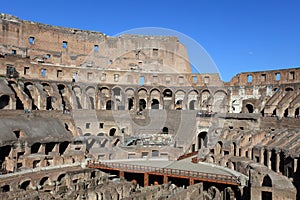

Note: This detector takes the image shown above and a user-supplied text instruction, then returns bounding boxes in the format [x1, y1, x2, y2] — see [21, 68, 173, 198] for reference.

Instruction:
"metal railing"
[87, 162, 239, 185]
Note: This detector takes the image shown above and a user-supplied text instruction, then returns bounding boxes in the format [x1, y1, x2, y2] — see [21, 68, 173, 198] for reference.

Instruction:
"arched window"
[246, 104, 254, 113]
[106, 100, 114, 110]
[262, 175, 272, 187]
[162, 127, 169, 134]
[189, 100, 196, 110]
[151, 99, 159, 109]
[109, 128, 116, 136]
[128, 98, 134, 110]
[163, 89, 172, 97]
[0, 95, 9, 109]
[139, 99, 146, 111]
[198, 132, 207, 149]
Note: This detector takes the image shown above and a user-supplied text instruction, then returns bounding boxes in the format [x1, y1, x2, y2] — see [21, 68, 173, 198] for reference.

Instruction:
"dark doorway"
[109, 128, 116, 136]
[262, 175, 272, 187]
[139, 99, 146, 111]
[151, 99, 159, 109]
[106, 100, 114, 110]
[162, 127, 169, 134]
[0, 95, 9, 109]
[128, 98, 134, 110]
[261, 191, 272, 200]
[189, 100, 196, 110]
[59, 141, 69, 155]
[46, 96, 53, 110]
[198, 132, 207, 149]
[20, 180, 30, 190]
[246, 104, 254, 113]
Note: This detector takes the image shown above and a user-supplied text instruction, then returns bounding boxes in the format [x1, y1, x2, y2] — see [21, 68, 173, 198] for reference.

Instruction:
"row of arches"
[3, 80, 72, 111]
[0, 173, 67, 192]
[95, 87, 228, 112]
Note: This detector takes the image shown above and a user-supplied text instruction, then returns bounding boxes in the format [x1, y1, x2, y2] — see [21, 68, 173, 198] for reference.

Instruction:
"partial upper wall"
[0, 13, 191, 74]
[228, 67, 300, 86]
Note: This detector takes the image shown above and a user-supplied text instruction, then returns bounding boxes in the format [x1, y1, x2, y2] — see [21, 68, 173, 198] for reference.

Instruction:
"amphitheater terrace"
[0, 13, 299, 200]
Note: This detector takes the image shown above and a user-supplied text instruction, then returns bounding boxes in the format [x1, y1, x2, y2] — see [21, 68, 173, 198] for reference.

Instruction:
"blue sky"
[1, 0, 300, 81]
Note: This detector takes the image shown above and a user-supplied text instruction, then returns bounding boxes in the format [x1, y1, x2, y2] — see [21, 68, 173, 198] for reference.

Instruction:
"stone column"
[248, 148, 252, 159]
[266, 150, 271, 169]
[259, 147, 264, 164]
[294, 158, 298, 174]
[276, 151, 280, 173]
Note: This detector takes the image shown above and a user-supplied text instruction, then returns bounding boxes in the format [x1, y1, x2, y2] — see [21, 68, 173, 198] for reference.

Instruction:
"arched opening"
[0, 145, 11, 167]
[13, 129, 25, 139]
[175, 100, 182, 110]
[1, 185, 10, 192]
[285, 87, 294, 92]
[247, 75, 252, 83]
[0, 95, 10, 109]
[84, 133, 91, 136]
[109, 128, 116, 137]
[106, 100, 114, 110]
[139, 99, 146, 111]
[91, 171, 96, 179]
[45, 142, 56, 155]
[262, 175, 272, 187]
[284, 156, 294, 178]
[31, 143, 41, 154]
[295, 107, 300, 118]
[8, 81, 24, 110]
[284, 108, 289, 117]
[73, 86, 82, 109]
[198, 132, 207, 149]
[57, 84, 68, 111]
[40, 177, 50, 186]
[162, 127, 169, 134]
[112, 87, 121, 96]
[189, 100, 196, 110]
[20, 180, 31, 190]
[128, 98, 134, 110]
[246, 104, 254, 113]
[24, 83, 38, 110]
[272, 108, 277, 116]
[86, 87, 96, 110]
[233, 142, 237, 156]
[46, 96, 53, 110]
[59, 141, 69, 155]
[163, 89, 172, 98]
[33, 160, 41, 168]
[216, 141, 223, 155]
[57, 174, 66, 185]
[151, 99, 159, 109]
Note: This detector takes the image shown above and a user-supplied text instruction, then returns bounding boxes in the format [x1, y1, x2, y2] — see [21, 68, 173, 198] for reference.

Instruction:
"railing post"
[163, 175, 168, 184]
[189, 178, 194, 185]
[144, 173, 149, 187]
[119, 170, 124, 178]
